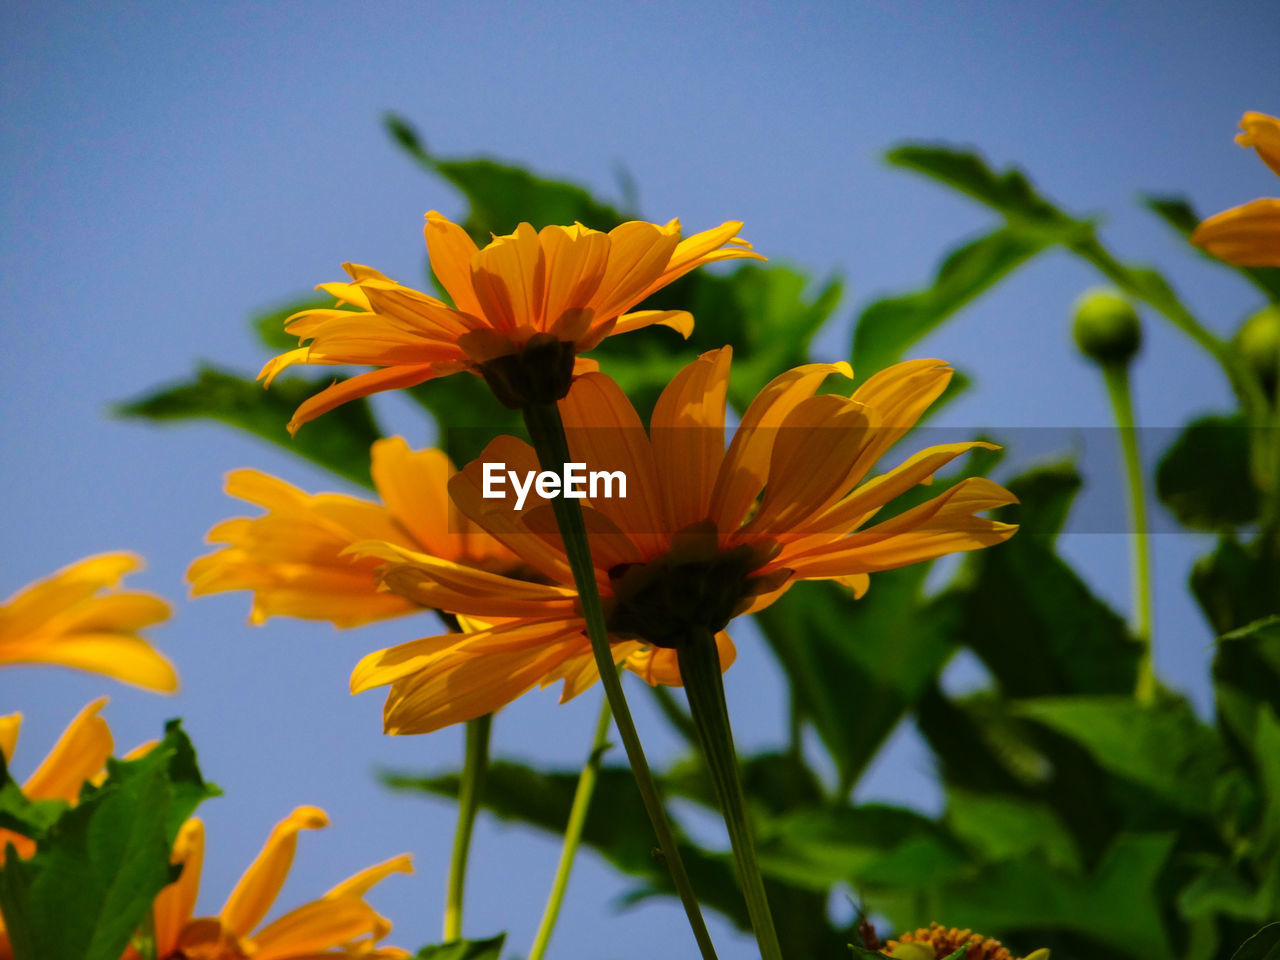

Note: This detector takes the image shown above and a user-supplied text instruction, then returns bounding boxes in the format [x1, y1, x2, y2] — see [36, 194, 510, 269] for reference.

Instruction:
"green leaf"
[384, 113, 628, 241]
[1012, 696, 1228, 817]
[383, 761, 851, 957]
[945, 788, 1081, 874]
[1231, 923, 1280, 960]
[0, 753, 67, 842]
[885, 145, 1094, 243]
[852, 227, 1049, 376]
[0, 721, 219, 960]
[406, 375, 522, 467]
[756, 567, 953, 795]
[1193, 535, 1280, 636]
[414, 933, 506, 960]
[1156, 414, 1259, 529]
[116, 364, 382, 489]
[1214, 614, 1280, 752]
[1142, 194, 1280, 303]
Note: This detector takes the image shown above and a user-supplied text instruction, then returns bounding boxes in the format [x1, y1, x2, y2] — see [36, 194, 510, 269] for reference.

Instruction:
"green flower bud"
[1072, 288, 1142, 367]
[1234, 304, 1280, 393]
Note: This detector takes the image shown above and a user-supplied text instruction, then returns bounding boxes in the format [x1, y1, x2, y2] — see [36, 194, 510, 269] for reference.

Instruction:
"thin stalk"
[528, 693, 614, 960]
[677, 631, 783, 960]
[443, 713, 492, 941]
[1102, 363, 1156, 703]
[523, 401, 719, 960]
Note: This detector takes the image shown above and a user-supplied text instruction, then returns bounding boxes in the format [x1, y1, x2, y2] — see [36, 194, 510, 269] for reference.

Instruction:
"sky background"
[2, 1, 1277, 956]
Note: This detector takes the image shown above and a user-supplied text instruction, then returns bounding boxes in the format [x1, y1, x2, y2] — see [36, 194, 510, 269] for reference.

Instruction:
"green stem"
[677, 631, 783, 960]
[1102, 363, 1156, 703]
[522, 401, 719, 960]
[528, 693, 614, 960]
[443, 713, 492, 941]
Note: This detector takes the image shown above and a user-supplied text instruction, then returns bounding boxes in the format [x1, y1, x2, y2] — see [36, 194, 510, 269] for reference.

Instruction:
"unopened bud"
[1072, 288, 1142, 367]
[1235, 305, 1280, 394]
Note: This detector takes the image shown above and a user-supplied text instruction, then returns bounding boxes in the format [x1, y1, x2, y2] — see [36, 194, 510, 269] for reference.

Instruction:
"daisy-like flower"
[188, 436, 522, 627]
[882, 923, 1049, 960]
[139, 807, 411, 959]
[350, 348, 1017, 734]
[1191, 111, 1280, 266]
[259, 212, 763, 432]
[0, 698, 114, 862]
[0, 554, 177, 693]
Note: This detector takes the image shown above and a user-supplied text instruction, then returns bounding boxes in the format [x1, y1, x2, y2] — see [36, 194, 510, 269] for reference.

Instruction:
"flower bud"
[1072, 289, 1142, 367]
[1234, 304, 1280, 394]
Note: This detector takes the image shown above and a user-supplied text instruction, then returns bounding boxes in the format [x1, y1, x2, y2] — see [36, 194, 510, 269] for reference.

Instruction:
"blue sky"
[2, 1, 1277, 956]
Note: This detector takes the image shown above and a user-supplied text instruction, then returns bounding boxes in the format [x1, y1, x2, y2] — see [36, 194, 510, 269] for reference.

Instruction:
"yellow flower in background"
[139, 807, 412, 960]
[0, 553, 177, 693]
[0, 699, 113, 862]
[188, 437, 523, 627]
[882, 923, 1048, 960]
[1191, 111, 1280, 266]
[259, 212, 763, 432]
[351, 348, 1017, 734]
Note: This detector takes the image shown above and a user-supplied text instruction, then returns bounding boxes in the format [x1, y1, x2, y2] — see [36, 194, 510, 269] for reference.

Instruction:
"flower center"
[605, 542, 769, 649]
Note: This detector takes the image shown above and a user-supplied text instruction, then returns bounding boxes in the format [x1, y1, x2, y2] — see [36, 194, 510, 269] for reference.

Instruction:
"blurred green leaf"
[921, 833, 1177, 960]
[1157, 414, 1259, 529]
[382, 760, 852, 956]
[406, 375, 522, 467]
[1142, 195, 1280, 304]
[757, 567, 953, 796]
[885, 145, 1094, 242]
[1193, 535, 1280, 636]
[0, 721, 218, 960]
[0, 754, 67, 843]
[662, 751, 824, 817]
[1214, 615, 1280, 753]
[1013, 697, 1227, 817]
[415, 934, 506, 960]
[1230, 923, 1280, 960]
[385, 112, 628, 241]
[116, 364, 382, 489]
[853, 227, 1049, 376]
[945, 788, 1081, 874]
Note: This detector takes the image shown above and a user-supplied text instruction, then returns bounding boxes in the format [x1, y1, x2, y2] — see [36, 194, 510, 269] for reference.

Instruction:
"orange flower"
[350, 349, 1017, 734]
[260, 213, 762, 431]
[883, 923, 1049, 960]
[188, 437, 522, 627]
[1191, 112, 1280, 266]
[143, 807, 411, 959]
[0, 699, 114, 862]
[0, 554, 177, 693]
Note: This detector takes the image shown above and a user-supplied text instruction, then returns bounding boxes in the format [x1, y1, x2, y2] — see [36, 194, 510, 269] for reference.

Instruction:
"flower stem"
[1102, 363, 1156, 703]
[677, 630, 783, 960]
[523, 401, 719, 960]
[443, 712, 492, 941]
[528, 693, 613, 960]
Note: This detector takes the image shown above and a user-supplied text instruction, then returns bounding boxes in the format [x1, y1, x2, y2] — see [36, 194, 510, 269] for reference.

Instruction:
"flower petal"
[153, 819, 204, 957]
[23, 698, 112, 802]
[1191, 198, 1280, 267]
[220, 806, 329, 938]
[650, 348, 732, 531]
[424, 211, 484, 316]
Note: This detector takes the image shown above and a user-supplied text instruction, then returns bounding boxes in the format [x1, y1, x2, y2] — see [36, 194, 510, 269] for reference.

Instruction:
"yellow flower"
[260, 212, 763, 431]
[188, 437, 522, 627]
[350, 348, 1017, 734]
[883, 923, 1048, 960]
[142, 807, 412, 959]
[0, 554, 176, 693]
[0, 698, 114, 862]
[1191, 112, 1280, 266]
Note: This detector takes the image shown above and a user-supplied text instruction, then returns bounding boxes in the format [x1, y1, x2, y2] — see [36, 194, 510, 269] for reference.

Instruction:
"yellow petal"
[424, 211, 484, 316]
[0, 635, 178, 694]
[153, 819, 204, 957]
[589, 221, 682, 320]
[370, 438, 465, 558]
[286, 363, 450, 436]
[470, 222, 543, 331]
[1238, 111, 1280, 178]
[324, 853, 414, 900]
[650, 348, 732, 532]
[249, 898, 388, 960]
[1191, 198, 1280, 267]
[538, 224, 610, 334]
[710, 361, 853, 532]
[23, 698, 112, 802]
[0, 553, 140, 640]
[0, 714, 19, 764]
[220, 806, 329, 938]
[610, 309, 695, 338]
[624, 631, 737, 686]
